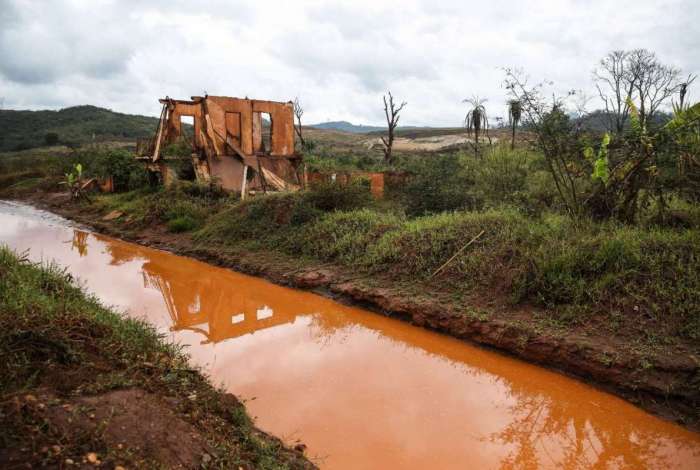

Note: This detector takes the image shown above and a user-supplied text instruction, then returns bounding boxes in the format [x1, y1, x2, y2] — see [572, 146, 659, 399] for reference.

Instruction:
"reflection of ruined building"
[141, 261, 304, 344]
[70, 230, 89, 257]
[138, 95, 302, 197]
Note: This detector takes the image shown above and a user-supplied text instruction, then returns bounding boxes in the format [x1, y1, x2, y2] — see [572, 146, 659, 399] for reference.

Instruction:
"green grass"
[5, 145, 699, 346]
[0, 247, 312, 469]
[85, 176, 700, 344]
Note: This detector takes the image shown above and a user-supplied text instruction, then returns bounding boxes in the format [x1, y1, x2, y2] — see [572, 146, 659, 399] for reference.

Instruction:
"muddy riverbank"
[0, 238, 314, 469]
[12, 191, 699, 432]
[3, 199, 700, 468]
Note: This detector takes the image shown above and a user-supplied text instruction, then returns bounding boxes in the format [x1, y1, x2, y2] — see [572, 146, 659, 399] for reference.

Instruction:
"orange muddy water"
[1, 201, 699, 469]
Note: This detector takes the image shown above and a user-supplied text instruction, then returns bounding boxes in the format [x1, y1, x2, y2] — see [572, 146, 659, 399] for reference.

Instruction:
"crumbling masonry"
[138, 95, 302, 197]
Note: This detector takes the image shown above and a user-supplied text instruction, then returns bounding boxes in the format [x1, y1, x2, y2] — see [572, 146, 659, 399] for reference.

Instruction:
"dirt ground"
[363, 134, 500, 151]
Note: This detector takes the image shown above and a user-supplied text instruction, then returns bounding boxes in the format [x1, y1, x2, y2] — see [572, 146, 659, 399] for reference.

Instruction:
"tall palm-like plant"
[463, 96, 489, 156]
[507, 99, 522, 150]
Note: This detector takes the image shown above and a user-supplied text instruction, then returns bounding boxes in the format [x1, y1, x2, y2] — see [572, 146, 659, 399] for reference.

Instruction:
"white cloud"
[0, 0, 697, 125]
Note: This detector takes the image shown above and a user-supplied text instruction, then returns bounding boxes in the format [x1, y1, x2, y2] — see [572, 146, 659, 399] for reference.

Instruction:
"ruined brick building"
[139, 95, 302, 197]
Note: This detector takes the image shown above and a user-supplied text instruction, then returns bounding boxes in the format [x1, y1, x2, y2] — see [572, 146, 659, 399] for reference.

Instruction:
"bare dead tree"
[293, 97, 306, 148]
[677, 73, 697, 110]
[627, 49, 681, 128]
[381, 91, 406, 164]
[593, 50, 636, 134]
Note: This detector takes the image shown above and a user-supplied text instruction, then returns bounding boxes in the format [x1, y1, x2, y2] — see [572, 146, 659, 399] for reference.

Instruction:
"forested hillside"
[0, 105, 160, 152]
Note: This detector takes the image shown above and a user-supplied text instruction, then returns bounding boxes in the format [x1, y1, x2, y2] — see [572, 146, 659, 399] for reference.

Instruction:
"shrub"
[367, 208, 530, 285]
[167, 215, 199, 233]
[394, 154, 480, 216]
[127, 167, 151, 190]
[86, 149, 143, 191]
[197, 182, 374, 246]
[44, 132, 59, 146]
[295, 209, 402, 264]
[304, 180, 373, 212]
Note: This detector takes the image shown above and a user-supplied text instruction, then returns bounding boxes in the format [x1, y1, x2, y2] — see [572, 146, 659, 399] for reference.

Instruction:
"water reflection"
[69, 230, 89, 257]
[1, 201, 699, 470]
[138, 253, 336, 344]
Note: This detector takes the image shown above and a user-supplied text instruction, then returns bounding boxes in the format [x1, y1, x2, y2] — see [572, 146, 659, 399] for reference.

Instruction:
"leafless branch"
[381, 91, 406, 165]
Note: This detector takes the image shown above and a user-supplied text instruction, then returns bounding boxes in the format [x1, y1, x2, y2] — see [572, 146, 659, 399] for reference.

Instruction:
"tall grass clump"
[0, 247, 175, 393]
[521, 226, 700, 337]
[197, 181, 374, 246]
[294, 209, 402, 264]
[367, 208, 538, 289]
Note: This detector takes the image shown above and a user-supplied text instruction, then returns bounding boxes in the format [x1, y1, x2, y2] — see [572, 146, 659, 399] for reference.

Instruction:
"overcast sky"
[0, 0, 697, 126]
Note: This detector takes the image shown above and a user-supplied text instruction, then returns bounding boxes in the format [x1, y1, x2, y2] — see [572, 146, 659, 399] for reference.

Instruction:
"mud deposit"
[2, 201, 699, 469]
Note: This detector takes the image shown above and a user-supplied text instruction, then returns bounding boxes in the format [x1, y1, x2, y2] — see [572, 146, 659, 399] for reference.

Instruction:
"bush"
[44, 132, 59, 146]
[167, 215, 199, 233]
[197, 181, 374, 246]
[61, 148, 145, 191]
[394, 154, 480, 216]
[304, 180, 373, 212]
[295, 209, 402, 263]
[367, 208, 530, 284]
[522, 226, 700, 324]
[178, 180, 228, 200]
[93, 149, 143, 191]
[127, 167, 151, 190]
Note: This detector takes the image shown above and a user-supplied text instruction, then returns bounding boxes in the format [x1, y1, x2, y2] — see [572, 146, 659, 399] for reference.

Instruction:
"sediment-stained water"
[1, 200, 699, 469]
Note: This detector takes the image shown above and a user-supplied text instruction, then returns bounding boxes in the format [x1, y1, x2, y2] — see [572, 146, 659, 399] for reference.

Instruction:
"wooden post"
[241, 165, 248, 200]
[152, 103, 167, 162]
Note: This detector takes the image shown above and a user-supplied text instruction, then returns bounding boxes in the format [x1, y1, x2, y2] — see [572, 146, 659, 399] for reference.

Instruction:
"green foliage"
[468, 145, 555, 211]
[167, 215, 199, 233]
[64, 163, 82, 188]
[392, 146, 558, 216]
[393, 154, 479, 216]
[197, 181, 374, 246]
[90, 149, 144, 191]
[585, 132, 611, 184]
[303, 180, 373, 212]
[296, 209, 402, 264]
[301, 139, 317, 153]
[44, 132, 59, 146]
[0, 105, 163, 152]
[664, 101, 700, 201]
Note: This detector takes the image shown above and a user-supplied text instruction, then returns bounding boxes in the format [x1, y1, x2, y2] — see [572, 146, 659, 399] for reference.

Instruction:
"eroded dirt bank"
[17, 192, 700, 431]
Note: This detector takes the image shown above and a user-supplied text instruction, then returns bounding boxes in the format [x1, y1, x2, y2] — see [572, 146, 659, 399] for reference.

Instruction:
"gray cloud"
[0, 0, 697, 126]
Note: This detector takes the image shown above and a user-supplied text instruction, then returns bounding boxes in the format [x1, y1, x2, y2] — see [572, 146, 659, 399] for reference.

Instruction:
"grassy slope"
[0, 247, 314, 469]
[80, 183, 700, 351]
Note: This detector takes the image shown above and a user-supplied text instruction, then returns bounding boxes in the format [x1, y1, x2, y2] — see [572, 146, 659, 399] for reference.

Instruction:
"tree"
[381, 91, 406, 165]
[293, 97, 306, 148]
[463, 96, 489, 157]
[627, 49, 681, 129]
[507, 99, 521, 149]
[503, 68, 585, 216]
[594, 49, 682, 132]
[593, 50, 635, 134]
[44, 132, 59, 146]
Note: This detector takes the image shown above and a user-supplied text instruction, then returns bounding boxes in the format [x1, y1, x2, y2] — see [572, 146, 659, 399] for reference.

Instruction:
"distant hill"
[310, 121, 385, 133]
[0, 105, 160, 152]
